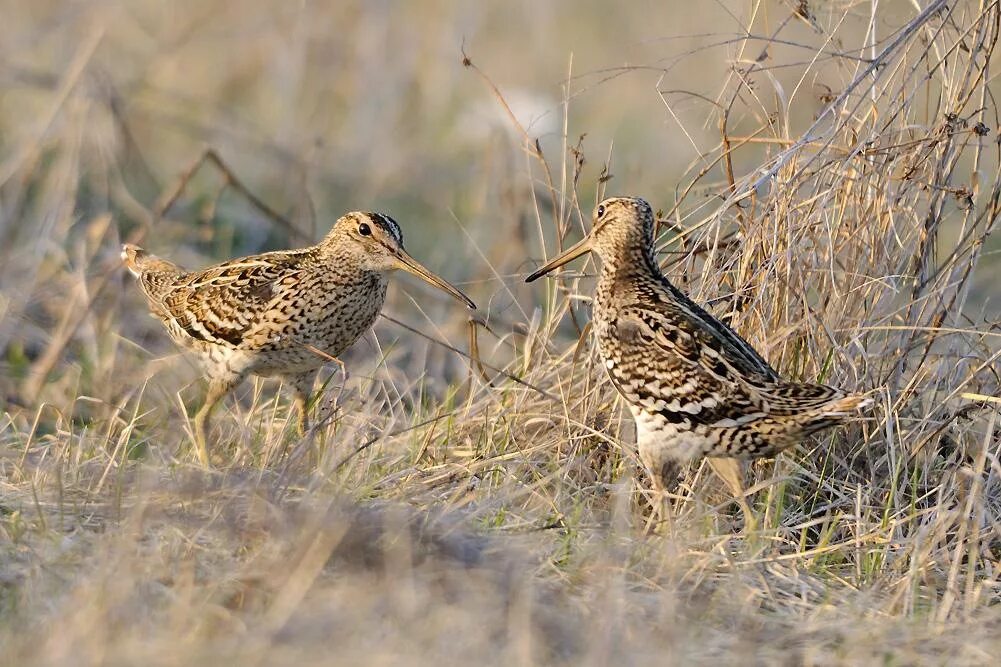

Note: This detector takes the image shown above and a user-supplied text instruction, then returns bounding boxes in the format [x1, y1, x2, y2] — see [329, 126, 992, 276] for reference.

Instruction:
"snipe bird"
[124, 211, 475, 465]
[526, 197, 869, 494]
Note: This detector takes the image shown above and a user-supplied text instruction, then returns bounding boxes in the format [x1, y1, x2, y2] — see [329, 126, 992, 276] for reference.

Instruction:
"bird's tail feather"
[821, 392, 873, 417]
[121, 244, 146, 276]
[121, 244, 182, 278]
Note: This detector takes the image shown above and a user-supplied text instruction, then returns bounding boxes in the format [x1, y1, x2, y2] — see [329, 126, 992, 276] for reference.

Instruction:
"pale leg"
[287, 369, 319, 435]
[707, 457, 756, 530]
[192, 376, 239, 466]
[638, 445, 680, 532]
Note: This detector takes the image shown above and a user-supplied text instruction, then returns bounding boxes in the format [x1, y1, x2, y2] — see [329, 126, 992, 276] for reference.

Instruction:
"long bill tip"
[523, 235, 593, 284]
[435, 283, 477, 310]
[524, 270, 545, 283]
[392, 248, 477, 311]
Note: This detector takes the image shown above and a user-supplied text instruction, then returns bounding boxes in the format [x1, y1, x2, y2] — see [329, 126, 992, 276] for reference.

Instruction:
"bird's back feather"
[123, 244, 315, 350]
[596, 272, 868, 460]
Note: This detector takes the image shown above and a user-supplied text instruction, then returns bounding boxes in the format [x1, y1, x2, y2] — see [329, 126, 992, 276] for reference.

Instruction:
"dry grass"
[2, 1, 1001, 664]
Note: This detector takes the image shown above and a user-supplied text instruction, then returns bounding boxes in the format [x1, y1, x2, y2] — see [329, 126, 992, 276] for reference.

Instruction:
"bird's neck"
[315, 244, 381, 283]
[595, 240, 664, 296]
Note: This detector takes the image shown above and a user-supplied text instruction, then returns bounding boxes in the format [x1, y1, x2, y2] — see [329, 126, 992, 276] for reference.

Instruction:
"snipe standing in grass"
[124, 211, 475, 465]
[526, 196, 869, 498]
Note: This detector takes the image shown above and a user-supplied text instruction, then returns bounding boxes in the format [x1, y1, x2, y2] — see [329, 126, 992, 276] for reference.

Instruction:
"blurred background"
[4, 3, 1001, 663]
[0, 0, 898, 234]
[8, 0, 989, 406]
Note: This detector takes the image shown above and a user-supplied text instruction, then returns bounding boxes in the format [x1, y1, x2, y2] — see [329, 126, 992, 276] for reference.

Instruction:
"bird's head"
[525, 197, 655, 282]
[323, 211, 475, 308]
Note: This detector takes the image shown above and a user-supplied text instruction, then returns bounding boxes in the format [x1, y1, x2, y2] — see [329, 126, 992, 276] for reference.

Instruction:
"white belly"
[631, 407, 712, 470]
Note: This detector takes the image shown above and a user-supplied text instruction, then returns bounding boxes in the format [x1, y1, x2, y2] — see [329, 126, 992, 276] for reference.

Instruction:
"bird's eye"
[596, 204, 606, 218]
[358, 222, 372, 236]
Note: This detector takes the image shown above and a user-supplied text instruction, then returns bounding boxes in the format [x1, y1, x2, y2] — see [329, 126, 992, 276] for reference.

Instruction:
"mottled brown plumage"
[527, 197, 869, 493]
[124, 211, 475, 464]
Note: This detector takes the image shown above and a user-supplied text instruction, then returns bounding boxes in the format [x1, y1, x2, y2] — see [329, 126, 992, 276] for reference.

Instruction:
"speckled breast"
[252, 272, 388, 374]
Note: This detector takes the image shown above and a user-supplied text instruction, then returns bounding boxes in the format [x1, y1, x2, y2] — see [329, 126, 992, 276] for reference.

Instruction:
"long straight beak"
[524, 235, 594, 283]
[393, 247, 476, 309]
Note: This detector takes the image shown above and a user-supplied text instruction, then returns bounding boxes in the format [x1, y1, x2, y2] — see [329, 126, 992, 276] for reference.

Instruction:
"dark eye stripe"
[374, 213, 403, 245]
